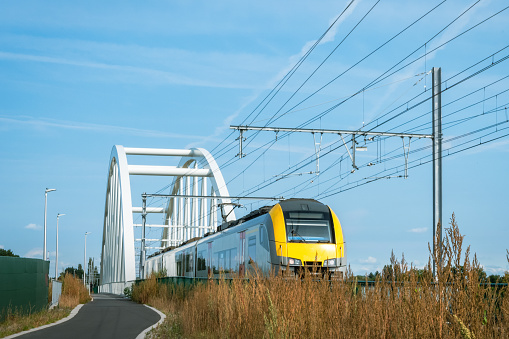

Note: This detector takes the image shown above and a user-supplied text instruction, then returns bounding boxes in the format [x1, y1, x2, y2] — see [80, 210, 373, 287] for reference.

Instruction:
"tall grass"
[59, 273, 92, 308]
[135, 214, 508, 338]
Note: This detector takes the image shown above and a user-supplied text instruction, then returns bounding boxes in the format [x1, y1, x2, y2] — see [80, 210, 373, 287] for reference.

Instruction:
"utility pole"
[140, 193, 147, 279]
[432, 67, 443, 277]
[56, 213, 65, 279]
[84, 232, 90, 287]
[43, 188, 56, 261]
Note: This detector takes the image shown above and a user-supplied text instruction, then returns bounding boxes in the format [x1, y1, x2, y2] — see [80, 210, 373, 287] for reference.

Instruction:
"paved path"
[16, 293, 162, 339]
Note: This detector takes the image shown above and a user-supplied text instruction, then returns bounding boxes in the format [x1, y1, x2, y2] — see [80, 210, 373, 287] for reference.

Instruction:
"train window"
[230, 248, 237, 271]
[219, 252, 224, 270]
[225, 250, 231, 271]
[197, 250, 206, 271]
[248, 236, 256, 263]
[176, 253, 183, 276]
[259, 225, 269, 250]
[213, 249, 237, 273]
[185, 252, 194, 273]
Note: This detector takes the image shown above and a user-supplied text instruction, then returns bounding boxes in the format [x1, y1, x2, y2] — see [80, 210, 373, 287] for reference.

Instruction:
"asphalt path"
[15, 293, 162, 339]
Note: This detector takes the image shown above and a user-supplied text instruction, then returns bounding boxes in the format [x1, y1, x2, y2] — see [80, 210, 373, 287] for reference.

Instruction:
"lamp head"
[45, 188, 56, 193]
[57, 213, 66, 218]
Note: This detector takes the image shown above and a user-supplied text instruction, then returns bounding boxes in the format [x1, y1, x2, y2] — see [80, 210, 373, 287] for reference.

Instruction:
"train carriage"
[144, 199, 346, 279]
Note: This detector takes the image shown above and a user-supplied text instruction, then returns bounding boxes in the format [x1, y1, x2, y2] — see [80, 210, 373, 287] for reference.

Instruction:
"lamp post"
[56, 213, 65, 280]
[84, 232, 90, 287]
[44, 188, 56, 261]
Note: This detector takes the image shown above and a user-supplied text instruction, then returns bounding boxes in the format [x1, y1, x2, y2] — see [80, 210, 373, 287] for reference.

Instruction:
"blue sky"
[1, 0, 508, 277]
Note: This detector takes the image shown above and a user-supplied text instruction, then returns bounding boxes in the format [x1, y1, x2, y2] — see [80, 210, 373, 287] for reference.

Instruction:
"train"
[144, 198, 346, 278]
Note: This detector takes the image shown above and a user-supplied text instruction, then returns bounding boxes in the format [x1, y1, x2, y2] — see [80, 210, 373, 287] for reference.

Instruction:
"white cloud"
[24, 248, 43, 258]
[484, 266, 508, 276]
[360, 256, 377, 264]
[0, 245, 4, 249]
[321, 1, 359, 45]
[25, 223, 42, 230]
[409, 227, 428, 233]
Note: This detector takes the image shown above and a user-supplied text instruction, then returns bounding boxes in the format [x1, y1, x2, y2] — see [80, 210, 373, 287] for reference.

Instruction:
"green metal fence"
[0, 257, 49, 320]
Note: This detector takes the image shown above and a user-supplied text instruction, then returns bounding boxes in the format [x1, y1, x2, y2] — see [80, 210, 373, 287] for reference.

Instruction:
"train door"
[239, 231, 246, 277]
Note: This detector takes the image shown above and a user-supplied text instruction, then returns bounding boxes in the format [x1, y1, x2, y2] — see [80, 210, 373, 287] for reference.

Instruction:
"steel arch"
[100, 145, 234, 293]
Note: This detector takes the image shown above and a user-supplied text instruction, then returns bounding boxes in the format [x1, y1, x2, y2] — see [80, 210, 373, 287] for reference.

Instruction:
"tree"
[63, 265, 84, 279]
[0, 248, 19, 257]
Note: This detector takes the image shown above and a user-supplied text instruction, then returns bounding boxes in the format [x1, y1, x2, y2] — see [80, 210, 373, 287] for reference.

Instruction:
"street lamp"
[56, 213, 65, 280]
[44, 188, 56, 261]
[84, 232, 91, 287]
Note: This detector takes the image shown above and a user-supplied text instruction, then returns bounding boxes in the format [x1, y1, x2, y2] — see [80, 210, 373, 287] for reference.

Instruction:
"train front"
[268, 199, 346, 277]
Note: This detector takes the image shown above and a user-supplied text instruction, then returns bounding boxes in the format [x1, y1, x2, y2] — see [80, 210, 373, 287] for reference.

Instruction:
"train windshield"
[285, 211, 334, 243]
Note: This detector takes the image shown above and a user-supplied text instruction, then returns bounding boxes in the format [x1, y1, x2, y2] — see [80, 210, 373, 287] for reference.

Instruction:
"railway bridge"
[99, 146, 236, 293]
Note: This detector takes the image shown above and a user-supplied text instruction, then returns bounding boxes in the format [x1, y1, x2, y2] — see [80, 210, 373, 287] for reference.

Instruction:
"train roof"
[147, 198, 326, 259]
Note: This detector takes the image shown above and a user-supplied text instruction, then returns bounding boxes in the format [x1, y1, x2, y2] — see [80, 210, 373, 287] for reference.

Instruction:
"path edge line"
[4, 303, 85, 339]
[136, 305, 166, 339]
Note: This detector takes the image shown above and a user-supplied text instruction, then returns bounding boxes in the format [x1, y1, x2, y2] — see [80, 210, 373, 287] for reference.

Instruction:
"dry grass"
[0, 307, 70, 338]
[133, 214, 509, 338]
[59, 273, 91, 308]
[0, 274, 91, 337]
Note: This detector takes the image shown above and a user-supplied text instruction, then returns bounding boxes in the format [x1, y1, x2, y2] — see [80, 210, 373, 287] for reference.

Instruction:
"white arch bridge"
[99, 145, 237, 293]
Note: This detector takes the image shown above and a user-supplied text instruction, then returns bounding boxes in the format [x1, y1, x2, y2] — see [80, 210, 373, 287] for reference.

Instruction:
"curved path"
[13, 294, 162, 339]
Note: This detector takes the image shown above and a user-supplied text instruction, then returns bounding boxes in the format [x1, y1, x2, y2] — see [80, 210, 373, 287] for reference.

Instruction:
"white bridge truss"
[100, 145, 235, 293]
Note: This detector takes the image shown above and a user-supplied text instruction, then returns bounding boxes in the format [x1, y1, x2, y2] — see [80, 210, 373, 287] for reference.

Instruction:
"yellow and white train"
[144, 199, 346, 278]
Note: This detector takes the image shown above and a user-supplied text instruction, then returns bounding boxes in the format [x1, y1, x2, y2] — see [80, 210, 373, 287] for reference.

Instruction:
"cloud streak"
[25, 223, 41, 230]
[409, 227, 428, 233]
[0, 115, 215, 141]
[0, 51, 259, 89]
[24, 248, 43, 258]
[360, 256, 377, 264]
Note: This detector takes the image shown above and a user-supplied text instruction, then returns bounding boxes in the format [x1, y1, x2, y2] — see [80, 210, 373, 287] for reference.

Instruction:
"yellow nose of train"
[268, 199, 346, 276]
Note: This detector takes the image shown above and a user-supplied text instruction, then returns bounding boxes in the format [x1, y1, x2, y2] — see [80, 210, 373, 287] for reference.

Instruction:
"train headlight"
[323, 259, 336, 267]
[288, 258, 301, 266]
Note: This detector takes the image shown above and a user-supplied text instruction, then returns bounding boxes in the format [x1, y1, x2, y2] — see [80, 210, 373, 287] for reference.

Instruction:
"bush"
[59, 274, 91, 308]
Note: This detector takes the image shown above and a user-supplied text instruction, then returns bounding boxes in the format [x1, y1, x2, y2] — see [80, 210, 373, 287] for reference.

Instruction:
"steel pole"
[84, 232, 90, 286]
[43, 188, 56, 261]
[55, 213, 65, 280]
[44, 192, 48, 261]
[56, 215, 59, 279]
[141, 193, 147, 279]
[84, 234, 86, 286]
[432, 67, 443, 277]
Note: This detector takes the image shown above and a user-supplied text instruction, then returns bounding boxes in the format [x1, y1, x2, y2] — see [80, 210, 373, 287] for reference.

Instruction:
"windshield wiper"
[290, 229, 305, 242]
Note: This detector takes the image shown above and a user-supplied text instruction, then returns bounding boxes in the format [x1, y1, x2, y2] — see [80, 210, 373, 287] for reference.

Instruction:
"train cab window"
[285, 211, 335, 243]
[248, 236, 256, 263]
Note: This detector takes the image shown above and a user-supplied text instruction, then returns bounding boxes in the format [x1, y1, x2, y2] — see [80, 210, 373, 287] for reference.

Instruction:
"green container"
[0, 257, 49, 321]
